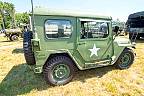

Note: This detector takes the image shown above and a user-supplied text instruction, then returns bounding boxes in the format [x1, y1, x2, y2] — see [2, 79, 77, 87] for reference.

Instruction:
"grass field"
[0, 36, 144, 96]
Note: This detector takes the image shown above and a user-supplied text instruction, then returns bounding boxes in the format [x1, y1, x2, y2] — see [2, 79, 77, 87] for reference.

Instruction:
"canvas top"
[33, 7, 112, 20]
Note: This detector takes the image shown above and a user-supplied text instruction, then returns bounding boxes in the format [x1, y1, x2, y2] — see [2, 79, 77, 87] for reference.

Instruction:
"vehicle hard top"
[33, 7, 112, 20]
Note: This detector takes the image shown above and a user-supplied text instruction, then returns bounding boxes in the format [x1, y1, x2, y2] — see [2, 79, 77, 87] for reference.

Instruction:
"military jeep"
[23, 8, 135, 85]
[4, 28, 22, 41]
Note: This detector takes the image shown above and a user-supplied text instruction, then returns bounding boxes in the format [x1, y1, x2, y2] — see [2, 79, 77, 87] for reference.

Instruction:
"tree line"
[0, 1, 29, 29]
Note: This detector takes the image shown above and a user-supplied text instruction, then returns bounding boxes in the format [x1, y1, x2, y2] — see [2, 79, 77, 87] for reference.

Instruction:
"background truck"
[4, 28, 22, 41]
[3, 24, 30, 41]
[127, 11, 144, 40]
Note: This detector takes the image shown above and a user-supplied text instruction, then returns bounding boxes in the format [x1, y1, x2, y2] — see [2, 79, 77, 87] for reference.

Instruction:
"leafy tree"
[5, 2, 15, 28]
[0, 1, 6, 29]
[112, 19, 125, 30]
[0, 14, 2, 29]
[15, 12, 30, 27]
[0, 1, 15, 29]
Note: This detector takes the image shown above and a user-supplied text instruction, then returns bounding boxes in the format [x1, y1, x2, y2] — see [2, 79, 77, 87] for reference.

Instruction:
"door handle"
[78, 42, 86, 45]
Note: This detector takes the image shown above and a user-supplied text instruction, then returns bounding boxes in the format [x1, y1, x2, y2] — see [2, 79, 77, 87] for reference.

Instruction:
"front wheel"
[114, 48, 135, 69]
[43, 56, 75, 85]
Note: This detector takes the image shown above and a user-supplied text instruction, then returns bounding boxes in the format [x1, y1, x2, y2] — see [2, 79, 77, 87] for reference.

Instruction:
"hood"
[114, 37, 133, 46]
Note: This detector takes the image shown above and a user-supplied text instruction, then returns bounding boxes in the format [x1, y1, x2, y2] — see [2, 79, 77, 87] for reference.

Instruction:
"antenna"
[31, 0, 35, 33]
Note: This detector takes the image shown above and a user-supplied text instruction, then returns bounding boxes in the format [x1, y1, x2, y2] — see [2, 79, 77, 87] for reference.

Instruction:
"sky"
[2, 0, 144, 22]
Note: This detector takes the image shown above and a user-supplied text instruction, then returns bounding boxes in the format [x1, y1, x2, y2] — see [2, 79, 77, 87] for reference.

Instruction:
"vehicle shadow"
[0, 40, 11, 42]
[0, 63, 114, 95]
[12, 48, 24, 54]
[74, 66, 115, 83]
[0, 38, 23, 42]
[0, 63, 51, 96]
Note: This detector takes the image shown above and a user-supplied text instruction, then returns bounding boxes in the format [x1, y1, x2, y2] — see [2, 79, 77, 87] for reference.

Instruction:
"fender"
[112, 37, 135, 65]
[33, 49, 84, 73]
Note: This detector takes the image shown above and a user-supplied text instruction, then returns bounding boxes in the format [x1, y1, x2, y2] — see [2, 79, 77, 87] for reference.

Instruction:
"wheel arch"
[10, 33, 20, 37]
[43, 52, 81, 71]
[114, 47, 135, 69]
[112, 47, 134, 65]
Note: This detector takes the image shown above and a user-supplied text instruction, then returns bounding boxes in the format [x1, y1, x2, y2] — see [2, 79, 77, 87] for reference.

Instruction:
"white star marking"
[89, 44, 100, 57]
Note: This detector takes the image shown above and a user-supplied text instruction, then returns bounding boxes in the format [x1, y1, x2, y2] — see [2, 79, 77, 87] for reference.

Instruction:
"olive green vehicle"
[23, 8, 135, 85]
[4, 28, 22, 41]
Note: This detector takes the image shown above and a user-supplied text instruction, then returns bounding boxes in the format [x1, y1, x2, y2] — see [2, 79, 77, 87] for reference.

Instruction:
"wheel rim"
[52, 64, 70, 81]
[120, 53, 131, 67]
[12, 35, 18, 41]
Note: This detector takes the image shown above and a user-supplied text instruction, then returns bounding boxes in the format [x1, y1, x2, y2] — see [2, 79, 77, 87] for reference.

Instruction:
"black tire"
[21, 33, 24, 38]
[129, 33, 141, 40]
[136, 35, 140, 40]
[129, 33, 134, 40]
[23, 31, 36, 65]
[129, 33, 131, 39]
[129, 33, 138, 42]
[43, 56, 75, 85]
[114, 48, 135, 69]
[10, 34, 19, 41]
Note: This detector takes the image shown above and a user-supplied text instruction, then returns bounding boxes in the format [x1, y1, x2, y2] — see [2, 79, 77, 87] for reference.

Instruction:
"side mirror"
[113, 26, 120, 36]
[113, 26, 119, 33]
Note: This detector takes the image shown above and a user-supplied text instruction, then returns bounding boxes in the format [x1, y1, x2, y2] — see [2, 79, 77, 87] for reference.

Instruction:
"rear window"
[45, 19, 72, 39]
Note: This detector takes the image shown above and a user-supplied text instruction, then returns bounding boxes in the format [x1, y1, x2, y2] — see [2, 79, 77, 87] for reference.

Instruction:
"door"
[77, 18, 113, 62]
[40, 16, 76, 51]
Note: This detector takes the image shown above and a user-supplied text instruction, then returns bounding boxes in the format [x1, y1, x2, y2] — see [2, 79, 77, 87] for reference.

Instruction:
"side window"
[45, 19, 72, 39]
[80, 21, 109, 39]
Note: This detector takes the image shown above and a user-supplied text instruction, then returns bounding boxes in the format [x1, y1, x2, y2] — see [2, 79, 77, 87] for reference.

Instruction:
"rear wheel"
[114, 48, 135, 69]
[10, 34, 19, 41]
[136, 35, 140, 39]
[43, 56, 75, 85]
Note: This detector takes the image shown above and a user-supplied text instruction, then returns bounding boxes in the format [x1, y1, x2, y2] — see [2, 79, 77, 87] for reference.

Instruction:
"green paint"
[52, 64, 70, 81]
[28, 7, 135, 73]
[119, 53, 131, 67]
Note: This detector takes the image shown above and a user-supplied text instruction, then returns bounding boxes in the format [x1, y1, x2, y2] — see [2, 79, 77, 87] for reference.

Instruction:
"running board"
[85, 60, 111, 69]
